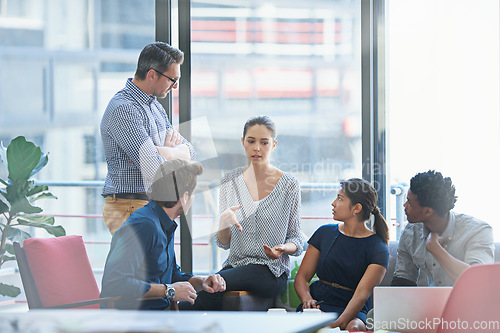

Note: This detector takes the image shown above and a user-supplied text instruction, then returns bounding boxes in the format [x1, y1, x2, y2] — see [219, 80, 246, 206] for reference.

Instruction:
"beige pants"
[102, 196, 149, 234]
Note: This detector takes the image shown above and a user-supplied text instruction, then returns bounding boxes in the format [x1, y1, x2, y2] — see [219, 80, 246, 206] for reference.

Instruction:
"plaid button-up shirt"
[101, 78, 194, 196]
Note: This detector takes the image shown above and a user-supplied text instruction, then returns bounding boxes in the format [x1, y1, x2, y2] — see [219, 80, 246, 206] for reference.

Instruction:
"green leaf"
[4, 226, 31, 243]
[9, 196, 42, 215]
[30, 153, 48, 177]
[26, 184, 48, 197]
[0, 198, 8, 215]
[0, 283, 21, 298]
[5, 243, 15, 255]
[6, 136, 42, 183]
[5, 180, 34, 202]
[30, 192, 57, 202]
[17, 219, 65, 237]
[1, 254, 16, 263]
[19, 214, 55, 225]
[47, 225, 66, 237]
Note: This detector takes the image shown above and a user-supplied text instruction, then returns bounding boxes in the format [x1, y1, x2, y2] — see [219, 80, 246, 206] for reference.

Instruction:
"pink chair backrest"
[438, 263, 500, 333]
[22, 235, 100, 309]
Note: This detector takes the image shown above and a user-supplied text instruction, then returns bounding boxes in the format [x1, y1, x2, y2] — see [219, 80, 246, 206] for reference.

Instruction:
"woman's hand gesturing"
[263, 244, 286, 260]
[220, 205, 243, 232]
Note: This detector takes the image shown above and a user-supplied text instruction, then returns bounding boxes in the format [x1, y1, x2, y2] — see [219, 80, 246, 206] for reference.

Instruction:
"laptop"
[372, 286, 453, 333]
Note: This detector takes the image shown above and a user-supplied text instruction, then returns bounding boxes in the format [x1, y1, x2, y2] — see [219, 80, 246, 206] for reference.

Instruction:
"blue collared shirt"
[100, 200, 193, 310]
[101, 78, 195, 195]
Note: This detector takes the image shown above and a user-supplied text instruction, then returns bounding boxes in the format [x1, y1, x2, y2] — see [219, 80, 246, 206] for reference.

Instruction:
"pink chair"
[438, 263, 500, 333]
[14, 235, 119, 309]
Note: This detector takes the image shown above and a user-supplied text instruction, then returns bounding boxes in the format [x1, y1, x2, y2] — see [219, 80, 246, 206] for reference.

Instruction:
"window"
[387, 0, 500, 239]
[188, 0, 362, 273]
[0, 0, 156, 277]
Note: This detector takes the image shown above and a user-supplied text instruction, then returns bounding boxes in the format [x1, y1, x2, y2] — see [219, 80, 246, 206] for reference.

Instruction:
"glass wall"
[187, 0, 362, 272]
[4, 0, 472, 278]
[387, 0, 500, 239]
[0, 0, 155, 277]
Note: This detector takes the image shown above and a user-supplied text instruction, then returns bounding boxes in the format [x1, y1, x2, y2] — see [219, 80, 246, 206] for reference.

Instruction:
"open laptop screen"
[372, 286, 452, 333]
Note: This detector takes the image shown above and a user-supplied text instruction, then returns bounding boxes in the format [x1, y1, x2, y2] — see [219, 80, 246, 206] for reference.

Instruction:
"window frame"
[157, 0, 387, 273]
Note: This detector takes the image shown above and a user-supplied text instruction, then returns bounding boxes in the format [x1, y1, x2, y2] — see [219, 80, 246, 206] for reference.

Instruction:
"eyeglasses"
[153, 69, 180, 86]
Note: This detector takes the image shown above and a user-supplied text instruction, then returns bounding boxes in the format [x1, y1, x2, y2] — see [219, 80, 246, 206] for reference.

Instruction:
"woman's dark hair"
[242, 115, 277, 140]
[135, 42, 184, 80]
[150, 159, 203, 209]
[410, 170, 456, 217]
[341, 178, 389, 244]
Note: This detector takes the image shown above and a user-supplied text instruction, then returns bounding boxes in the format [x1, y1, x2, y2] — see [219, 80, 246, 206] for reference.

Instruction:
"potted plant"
[0, 136, 66, 297]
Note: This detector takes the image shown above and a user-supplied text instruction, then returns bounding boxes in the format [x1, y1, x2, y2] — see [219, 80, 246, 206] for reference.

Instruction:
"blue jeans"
[179, 264, 287, 310]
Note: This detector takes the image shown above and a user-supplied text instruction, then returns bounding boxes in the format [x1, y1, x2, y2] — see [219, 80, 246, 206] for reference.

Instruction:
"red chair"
[14, 235, 119, 309]
[438, 263, 500, 333]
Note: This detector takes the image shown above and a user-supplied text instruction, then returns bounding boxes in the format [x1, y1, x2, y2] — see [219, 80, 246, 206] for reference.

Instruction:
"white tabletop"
[0, 309, 337, 333]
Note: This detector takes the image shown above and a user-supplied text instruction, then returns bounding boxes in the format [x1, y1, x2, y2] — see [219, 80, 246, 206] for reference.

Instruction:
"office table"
[0, 309, 337, 333]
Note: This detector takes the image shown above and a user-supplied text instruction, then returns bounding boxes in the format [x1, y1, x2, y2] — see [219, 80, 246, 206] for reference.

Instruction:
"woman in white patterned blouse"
[180, 115, 304, 310]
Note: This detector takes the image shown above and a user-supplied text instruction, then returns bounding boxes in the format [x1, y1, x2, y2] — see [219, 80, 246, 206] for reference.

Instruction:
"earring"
[353, 212, 356, 216]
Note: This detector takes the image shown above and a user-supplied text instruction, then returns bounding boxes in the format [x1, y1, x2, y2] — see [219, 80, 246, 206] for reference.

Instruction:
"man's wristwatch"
[164, 284, 175, 300]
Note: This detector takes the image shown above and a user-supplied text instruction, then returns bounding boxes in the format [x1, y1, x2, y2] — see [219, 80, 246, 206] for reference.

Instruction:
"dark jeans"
[179, 264, 287, 311]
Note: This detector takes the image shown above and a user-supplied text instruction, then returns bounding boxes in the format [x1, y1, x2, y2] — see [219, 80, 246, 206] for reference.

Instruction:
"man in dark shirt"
[100, 159, 225, 310]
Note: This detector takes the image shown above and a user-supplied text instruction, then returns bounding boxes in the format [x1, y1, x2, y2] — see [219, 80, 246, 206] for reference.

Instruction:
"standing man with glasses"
[101, 42, 194, 234]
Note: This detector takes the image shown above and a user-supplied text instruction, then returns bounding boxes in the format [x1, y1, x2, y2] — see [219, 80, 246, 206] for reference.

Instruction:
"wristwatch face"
[165, 284, 175, 300]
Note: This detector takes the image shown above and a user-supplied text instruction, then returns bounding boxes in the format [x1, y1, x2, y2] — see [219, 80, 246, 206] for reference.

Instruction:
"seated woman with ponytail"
[294, 178, 389, 331]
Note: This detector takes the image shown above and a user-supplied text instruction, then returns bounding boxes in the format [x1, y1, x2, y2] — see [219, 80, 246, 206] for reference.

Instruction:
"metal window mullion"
[156, 0, 173, 121]
[374, 0, 387, 221]
[361, 0, 374, 184]
[178, 0, 193, 274]
[361, 0, 387, 218]
[155, 0, 193, 273]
